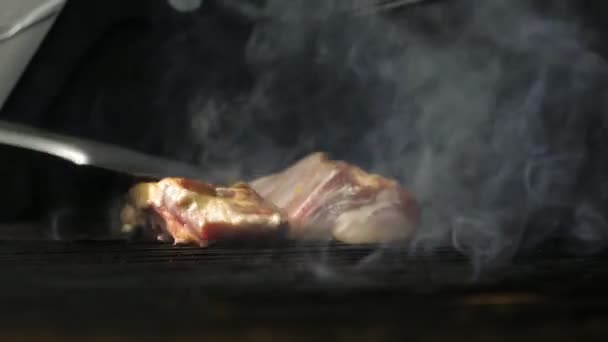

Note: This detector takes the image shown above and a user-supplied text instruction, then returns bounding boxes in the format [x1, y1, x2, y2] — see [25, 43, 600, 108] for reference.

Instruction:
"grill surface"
[0, 239, 607, 340]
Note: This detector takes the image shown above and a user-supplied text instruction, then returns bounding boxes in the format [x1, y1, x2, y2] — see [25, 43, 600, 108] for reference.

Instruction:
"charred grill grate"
[0, 241, 471, 291]
[0, 240, 605, 290]
[0, 240, 607, 340]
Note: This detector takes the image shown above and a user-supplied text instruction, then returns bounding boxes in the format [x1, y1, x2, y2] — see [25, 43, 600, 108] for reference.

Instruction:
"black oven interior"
[1, 0, 608, 340]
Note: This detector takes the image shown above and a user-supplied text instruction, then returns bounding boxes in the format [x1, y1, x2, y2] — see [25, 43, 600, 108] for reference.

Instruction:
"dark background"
[4, 0, 608, 159]
[1, 0, 608, 243]
[0, 0, 257, 223]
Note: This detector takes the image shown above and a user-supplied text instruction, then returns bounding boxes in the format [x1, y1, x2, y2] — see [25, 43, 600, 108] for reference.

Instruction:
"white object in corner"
[0, 0, 66, 109]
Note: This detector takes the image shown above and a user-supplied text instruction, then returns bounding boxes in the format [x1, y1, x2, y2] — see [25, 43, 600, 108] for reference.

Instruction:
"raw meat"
[250, 152, 420, 244]
[120, 178, 288, 246]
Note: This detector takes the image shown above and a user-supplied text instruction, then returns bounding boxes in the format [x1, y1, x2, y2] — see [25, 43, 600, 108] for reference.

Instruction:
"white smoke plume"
[181, 0, 608, 271]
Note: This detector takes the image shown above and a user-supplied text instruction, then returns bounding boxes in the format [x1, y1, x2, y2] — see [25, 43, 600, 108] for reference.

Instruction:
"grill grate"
[0, 240, 604, 291]
[1, 239, 608, 340]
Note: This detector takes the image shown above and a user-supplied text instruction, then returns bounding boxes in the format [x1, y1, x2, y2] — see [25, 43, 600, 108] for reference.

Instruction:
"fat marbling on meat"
[250, 152, 420, 244]
[120, 178, 288, 246]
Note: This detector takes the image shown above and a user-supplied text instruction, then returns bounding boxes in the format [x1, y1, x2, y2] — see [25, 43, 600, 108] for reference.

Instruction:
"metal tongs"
[0, 120, 204, 180]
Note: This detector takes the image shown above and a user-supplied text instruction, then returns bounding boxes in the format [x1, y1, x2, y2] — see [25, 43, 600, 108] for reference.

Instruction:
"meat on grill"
[120, 178, 288, 246]
[120, 153, 420, 246]
[250, 152, 420, 244]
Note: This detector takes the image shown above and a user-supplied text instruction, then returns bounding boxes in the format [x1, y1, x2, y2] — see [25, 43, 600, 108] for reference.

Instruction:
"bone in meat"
[250, 152, 420, 244]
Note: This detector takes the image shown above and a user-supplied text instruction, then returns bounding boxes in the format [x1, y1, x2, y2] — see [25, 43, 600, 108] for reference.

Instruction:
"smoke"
[182, 0, 608, 270]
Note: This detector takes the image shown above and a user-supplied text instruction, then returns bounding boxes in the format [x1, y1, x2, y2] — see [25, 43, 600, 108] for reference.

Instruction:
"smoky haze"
[182, 0, 608, 271]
